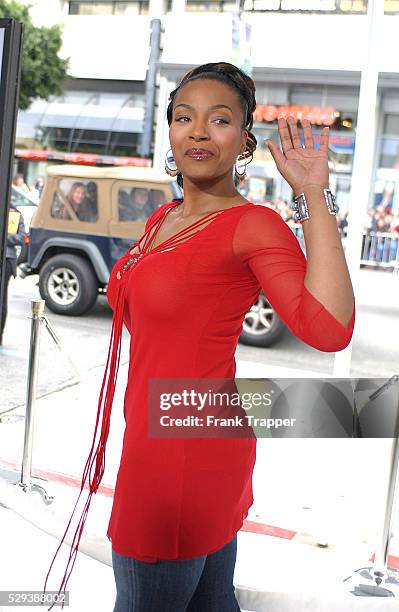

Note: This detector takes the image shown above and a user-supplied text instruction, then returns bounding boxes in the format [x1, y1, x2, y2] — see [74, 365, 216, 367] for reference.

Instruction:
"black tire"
[238, 293, 287, 347]
[38, 254, 98, 315]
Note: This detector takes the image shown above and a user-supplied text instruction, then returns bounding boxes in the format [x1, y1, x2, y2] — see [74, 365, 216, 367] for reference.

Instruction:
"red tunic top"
[106, 199, 355, 559]
[44, 200, 356, 605]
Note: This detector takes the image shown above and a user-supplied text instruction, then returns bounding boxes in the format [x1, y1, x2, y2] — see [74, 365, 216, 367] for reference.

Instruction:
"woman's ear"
[241, 129, 249, 154]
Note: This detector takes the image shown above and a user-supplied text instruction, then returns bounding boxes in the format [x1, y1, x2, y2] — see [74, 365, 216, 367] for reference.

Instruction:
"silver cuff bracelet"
[291, 188, 339, 223]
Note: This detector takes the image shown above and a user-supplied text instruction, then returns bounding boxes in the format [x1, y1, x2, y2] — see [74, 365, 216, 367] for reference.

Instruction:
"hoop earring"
[165, 148, 179, 177]
[234, 150, 252, 181]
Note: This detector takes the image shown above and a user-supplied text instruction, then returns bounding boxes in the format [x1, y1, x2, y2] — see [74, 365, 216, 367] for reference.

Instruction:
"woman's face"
[169, 78, 248, 188]
[71, 186, 86, 205]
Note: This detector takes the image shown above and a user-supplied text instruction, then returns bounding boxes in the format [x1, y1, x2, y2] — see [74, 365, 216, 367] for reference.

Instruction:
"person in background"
[129, 187, 152, 221]
[85, 181, 98, 221]
[66, 182, 90, 221]
[365, 207, 378, 232]
[12, 173, 30, 194]
[389, 215, 399, 262]
[32, 176, 45, 199]
[337, 211, 348, 237]
[374, 181, 394, 212]
[0, 201, 26, 345]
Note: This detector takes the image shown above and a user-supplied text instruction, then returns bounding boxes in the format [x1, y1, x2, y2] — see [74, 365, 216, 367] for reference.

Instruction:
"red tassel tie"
[42, 276, 127, 611]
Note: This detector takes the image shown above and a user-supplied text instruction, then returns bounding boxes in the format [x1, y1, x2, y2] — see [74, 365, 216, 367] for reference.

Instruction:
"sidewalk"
[1, 359, 399, 610]
[1, 473, 399, 612]
[0, 502, 116, 612]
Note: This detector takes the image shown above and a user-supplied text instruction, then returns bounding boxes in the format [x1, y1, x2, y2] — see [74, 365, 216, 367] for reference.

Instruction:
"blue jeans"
[111, 534, 241, 611]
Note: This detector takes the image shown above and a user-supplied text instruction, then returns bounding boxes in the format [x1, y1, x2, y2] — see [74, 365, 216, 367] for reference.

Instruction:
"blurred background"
[1, 5, 399, 611]
[8, 0, 399, 251]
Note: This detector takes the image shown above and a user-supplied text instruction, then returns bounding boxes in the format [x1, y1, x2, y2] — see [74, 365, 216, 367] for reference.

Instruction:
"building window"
[184, 0, 341, 11]
[379, 114, 399, 169]
[170, 1, 399, 13]
[40, 127, 141, 157]
[69, 1, 149, 15]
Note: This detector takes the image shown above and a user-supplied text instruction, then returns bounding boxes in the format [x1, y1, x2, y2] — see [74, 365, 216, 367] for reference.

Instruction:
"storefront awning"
[17, 91, 144, 139]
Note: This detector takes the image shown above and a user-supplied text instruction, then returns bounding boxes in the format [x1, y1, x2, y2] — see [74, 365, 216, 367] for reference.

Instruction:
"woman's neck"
[176, 190, 247, 217]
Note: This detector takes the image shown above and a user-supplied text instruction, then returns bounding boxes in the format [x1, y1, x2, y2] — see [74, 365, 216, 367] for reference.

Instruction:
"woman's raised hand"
[266, 116, 330, 197]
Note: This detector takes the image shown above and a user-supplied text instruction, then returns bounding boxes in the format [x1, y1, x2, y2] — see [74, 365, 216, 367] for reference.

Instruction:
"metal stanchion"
[344, 375, 399, 596]
[14, 299, 82, 504]
[16, 299, 54, 504]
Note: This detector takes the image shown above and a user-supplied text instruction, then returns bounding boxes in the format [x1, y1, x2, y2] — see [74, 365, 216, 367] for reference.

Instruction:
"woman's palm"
[266, 116, 330, 196]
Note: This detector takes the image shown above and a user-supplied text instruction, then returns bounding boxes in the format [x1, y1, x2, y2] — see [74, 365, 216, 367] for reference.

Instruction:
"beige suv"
[20, 164, 181, 314]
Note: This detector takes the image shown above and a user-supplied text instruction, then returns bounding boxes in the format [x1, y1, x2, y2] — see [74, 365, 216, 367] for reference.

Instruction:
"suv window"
[118, 187, 167, 222]
[51, 179, 98, 222]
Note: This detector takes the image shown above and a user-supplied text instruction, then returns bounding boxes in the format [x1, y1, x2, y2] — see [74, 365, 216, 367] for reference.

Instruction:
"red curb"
[2, 456, 399, 571]
[242, 520, 297, 540]
[0, 456, 114, 497]
[369, 551, 399, 571]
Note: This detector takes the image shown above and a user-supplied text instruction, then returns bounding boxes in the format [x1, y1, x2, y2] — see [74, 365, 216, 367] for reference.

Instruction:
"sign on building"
[231, 11, 252, 76]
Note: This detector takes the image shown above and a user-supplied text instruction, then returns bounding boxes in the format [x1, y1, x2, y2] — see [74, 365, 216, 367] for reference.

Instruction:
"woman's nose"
[189, 123, 210, 140]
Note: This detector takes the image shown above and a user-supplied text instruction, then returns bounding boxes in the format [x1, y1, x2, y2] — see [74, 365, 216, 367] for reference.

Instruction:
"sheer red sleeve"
[106, 205, 168, 329]
[233, 205, 356, 352]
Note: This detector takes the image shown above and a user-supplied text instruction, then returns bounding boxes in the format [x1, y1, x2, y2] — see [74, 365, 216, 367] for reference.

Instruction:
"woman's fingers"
[318, 126, 330, 155]
[286, 116, 303, 149]
[277, 117, 294, 154]
[268, 116, 327, 168]
[301, 118, 315, 149]
[278, 116, 327, 153]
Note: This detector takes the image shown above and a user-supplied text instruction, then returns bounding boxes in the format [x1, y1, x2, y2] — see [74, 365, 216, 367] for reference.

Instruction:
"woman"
[58, 182, 97, 222]
[43, 62, 355, 611]
[68, 182, 98, 222]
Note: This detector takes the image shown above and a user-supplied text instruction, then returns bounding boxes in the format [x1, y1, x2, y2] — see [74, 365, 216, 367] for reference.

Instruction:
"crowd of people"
[365, 202, 399, 235]
[261, 195, 399, 263]
[258, 195, 350, 238]
[364, 201, 399, 263]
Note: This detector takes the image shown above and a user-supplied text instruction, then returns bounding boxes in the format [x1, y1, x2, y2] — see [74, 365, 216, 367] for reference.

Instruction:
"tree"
[0, 0, 69, 110]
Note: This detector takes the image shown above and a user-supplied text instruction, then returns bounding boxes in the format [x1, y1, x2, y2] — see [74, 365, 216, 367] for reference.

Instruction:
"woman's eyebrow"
[174, 103, 233, 113]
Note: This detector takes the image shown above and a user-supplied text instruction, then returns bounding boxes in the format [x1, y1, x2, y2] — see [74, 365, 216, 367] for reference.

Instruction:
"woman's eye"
[175, 116, 229, 124]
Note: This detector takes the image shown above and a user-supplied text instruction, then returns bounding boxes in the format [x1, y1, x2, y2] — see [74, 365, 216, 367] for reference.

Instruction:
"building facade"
[16, 0, 399, 215]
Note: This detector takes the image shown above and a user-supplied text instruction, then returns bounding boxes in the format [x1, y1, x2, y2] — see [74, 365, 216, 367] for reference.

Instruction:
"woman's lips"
[186, 149, 214, 159]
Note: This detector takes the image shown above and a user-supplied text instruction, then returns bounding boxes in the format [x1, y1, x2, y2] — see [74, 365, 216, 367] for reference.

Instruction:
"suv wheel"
[239, 293, 286, 347]
[39, 254, 98, 315]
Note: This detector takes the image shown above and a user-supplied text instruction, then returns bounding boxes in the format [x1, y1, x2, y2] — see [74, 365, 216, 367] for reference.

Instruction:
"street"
[0, 268, 398, 413]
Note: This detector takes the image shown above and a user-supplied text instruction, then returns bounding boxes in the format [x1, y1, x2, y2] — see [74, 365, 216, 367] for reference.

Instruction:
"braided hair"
[166, 61, 257, 190]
